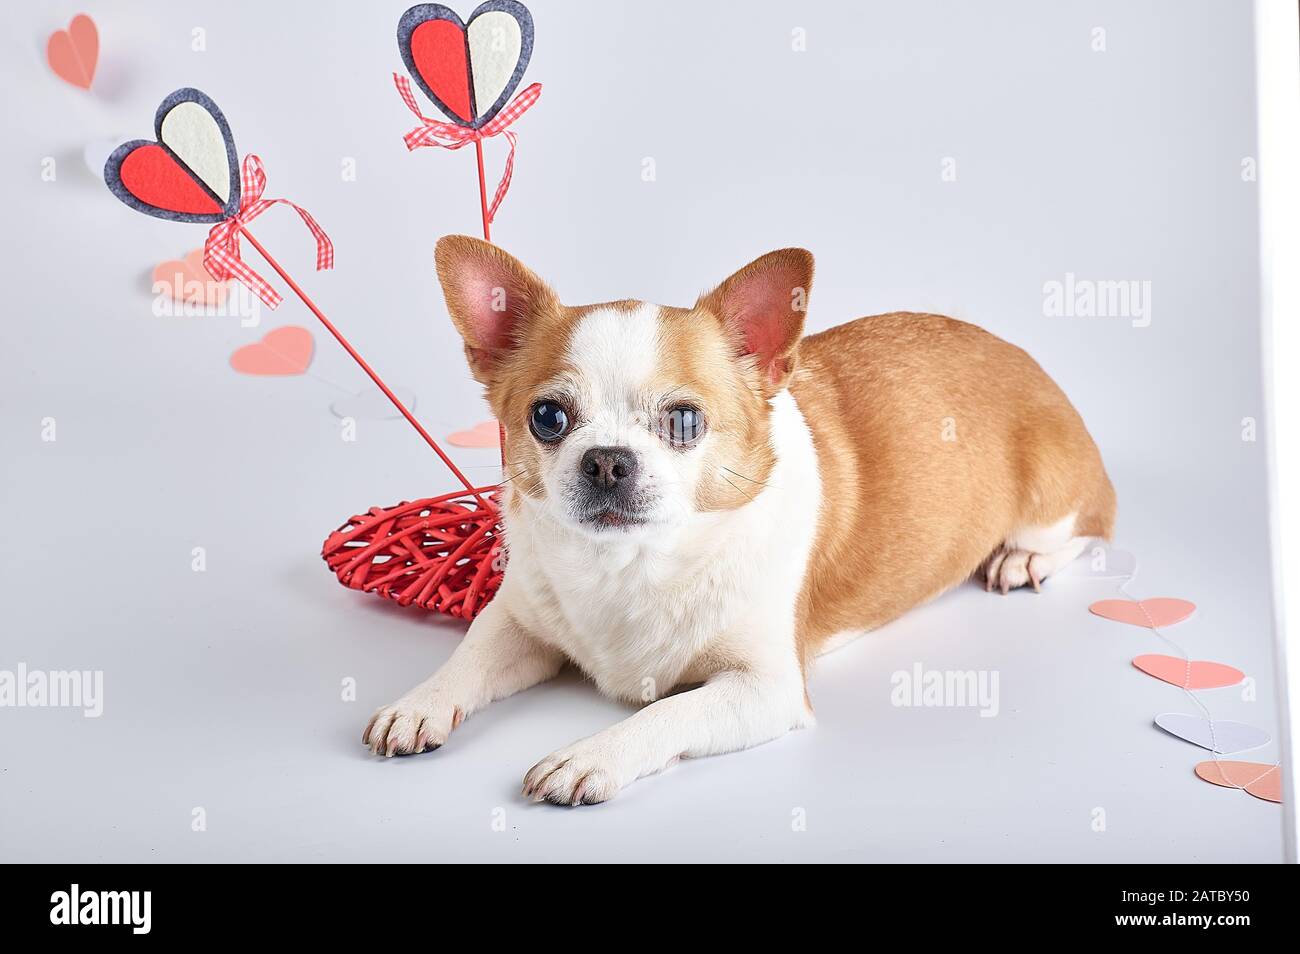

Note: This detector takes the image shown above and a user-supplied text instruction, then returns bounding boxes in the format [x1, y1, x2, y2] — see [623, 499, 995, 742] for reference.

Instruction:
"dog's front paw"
[363, 693, 463, 757]
[522, 739, 633, 806]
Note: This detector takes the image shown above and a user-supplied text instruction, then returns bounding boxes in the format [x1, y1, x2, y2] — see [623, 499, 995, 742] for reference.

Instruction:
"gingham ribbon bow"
[393, 74, 542, 224]
[203, 154, 334, 309]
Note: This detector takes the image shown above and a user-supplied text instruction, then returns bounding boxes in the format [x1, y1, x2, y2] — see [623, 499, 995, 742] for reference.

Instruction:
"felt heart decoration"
[397, 2, 534, 129]
[153, 250, 227, 307]
[1194, 761, 1283, 803]
[447, 419, 501, 447]
[1154, 713, 1270, 754]
[47, 14, 98, 89]
[104, 88, 241, 224]
[230, 327, 314, 376]
[1132, 654, 1244, 690]
[1089, 597, 1195, 628]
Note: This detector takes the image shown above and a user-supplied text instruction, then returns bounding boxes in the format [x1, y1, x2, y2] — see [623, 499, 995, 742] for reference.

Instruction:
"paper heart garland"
[1132, 653, 1244, 690]
[153, 249, 228, 306]
[104, 88, 241, 223]
[397, 2, 534, 128]
[331, 386, 419, 421]
[1194, 761, 1283, 803]
[47, 14, 98, 90]
[230, 326, 314, 376]
[447, 419, 502, 447]
[1154, 713, 1270, 754]
[1089, 597, 1196, 628]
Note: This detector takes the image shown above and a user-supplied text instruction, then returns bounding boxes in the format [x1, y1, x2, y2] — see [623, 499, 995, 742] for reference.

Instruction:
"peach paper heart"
[1132, 654, 1244, 690]
[47, 14, 98, 89]
[447, 420, 501, 448]
[1194, 760, 1282, 803]
[1089, 597, 1195, 628]
[153, 250, 227, 306]
[230, 326, 314, 376]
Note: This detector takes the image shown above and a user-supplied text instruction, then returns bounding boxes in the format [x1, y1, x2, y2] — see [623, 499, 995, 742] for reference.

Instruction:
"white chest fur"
[499, 391, 822, 702]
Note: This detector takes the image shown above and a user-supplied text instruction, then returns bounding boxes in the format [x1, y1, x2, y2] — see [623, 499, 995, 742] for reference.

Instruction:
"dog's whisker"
[721, 465, 775, 490]
[718, 472, 757, 505]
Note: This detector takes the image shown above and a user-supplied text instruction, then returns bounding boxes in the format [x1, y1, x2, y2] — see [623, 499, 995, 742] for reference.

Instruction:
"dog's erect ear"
[698, 248, 814, 395]
[435, 235, 558, 380]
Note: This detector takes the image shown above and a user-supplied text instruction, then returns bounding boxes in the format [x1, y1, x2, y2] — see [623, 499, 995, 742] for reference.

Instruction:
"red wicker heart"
[321, 486, 504, 620]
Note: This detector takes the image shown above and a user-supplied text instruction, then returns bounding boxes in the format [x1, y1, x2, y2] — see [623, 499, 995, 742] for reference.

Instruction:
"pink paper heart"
[1194, 760, 1282, 803]
[153, 250, 227, 306]
[230, 326, 314, 376]
[447, 420, 501, 448]
[47, 14, 98, 90]
[1133, 654, 1244, 690]
[1089, 597, 1195, 628]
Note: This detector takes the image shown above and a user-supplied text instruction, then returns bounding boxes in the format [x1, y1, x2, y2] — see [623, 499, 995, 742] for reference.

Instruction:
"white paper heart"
[1154, 713, 1270, 755]
[159, 100, 231, 201]
[84, 135, 125, 179]
[467, 10, 523, 115]
[1059, 543, 1137, 580]
[330, 386, 418, 421]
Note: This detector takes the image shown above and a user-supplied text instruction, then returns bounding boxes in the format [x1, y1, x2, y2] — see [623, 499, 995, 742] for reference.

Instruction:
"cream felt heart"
[467, 11, 524, 117]
[160, 100, 232, 202]
[1089, 597, 1196, 628]
[1132, 654, 1244, 690]
[1194, 761, 1283, 803]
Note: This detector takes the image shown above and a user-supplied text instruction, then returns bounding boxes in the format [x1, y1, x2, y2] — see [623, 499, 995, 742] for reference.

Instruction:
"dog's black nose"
[580, 447, 638, 492]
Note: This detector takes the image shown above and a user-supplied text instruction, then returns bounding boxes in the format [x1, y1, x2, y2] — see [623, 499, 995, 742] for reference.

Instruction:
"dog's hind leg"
[983, 512, 1090, 594]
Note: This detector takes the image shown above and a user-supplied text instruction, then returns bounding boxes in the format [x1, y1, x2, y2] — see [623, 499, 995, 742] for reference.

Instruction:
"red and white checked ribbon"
[203, 154, 334, 309]
[393, 74, 541, 224]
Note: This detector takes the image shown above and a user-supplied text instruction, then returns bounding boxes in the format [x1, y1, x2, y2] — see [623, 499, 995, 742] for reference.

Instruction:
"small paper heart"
[230, 326, 314, 376]
[1132, 654, 1244, 690]
[1058, 543, 1137, 580]
[447, 420, 501, 448]
[47, 14, 98, 89]
[84, 135, 125, 179]
[330, 386, 418, 421]
[1194, 761, 1282, 803]
[1154, 713, 1269, 754]
[152, 250, 227, 306]
[1089, 597, 1195, 628]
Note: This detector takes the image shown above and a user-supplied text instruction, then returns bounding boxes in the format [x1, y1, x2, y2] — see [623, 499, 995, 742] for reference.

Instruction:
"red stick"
[474, 139, 492, 243]
[472, 139, 509, 467]
[236, 224, 487, 507]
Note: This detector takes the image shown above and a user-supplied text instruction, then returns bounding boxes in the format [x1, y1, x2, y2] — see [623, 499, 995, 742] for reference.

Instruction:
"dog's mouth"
[579, 507, 650, 530]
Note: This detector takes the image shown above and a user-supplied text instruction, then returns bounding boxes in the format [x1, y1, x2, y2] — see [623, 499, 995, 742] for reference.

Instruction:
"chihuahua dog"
[363, 236, 1115, 804]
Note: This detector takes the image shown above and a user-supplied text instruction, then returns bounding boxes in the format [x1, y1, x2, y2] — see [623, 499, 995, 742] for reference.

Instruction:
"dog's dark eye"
[529, 401, 570, 443]
[662, 405, 706, 447]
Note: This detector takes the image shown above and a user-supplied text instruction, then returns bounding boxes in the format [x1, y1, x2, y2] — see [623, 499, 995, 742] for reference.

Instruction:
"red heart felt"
[119, 144, 222, 216]
[410, 19, 472, 121]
